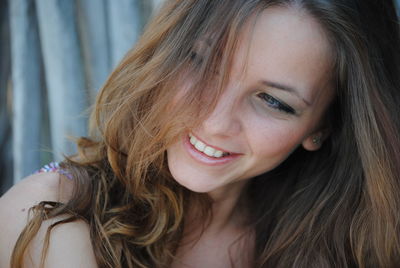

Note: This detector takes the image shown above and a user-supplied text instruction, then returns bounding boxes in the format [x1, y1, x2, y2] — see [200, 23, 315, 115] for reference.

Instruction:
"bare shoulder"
[24, 215, 98, 268]
[0, 172, 98, 268]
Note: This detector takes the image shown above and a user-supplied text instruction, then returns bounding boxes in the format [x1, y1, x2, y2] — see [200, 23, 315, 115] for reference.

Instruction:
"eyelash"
[190, 51, 222, 77]
[190, 51, 203, 65]
[257, 92, 296, 114]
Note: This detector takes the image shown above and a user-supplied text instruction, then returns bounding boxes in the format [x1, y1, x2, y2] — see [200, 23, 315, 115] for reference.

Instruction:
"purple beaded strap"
[36, 162, 73, 180]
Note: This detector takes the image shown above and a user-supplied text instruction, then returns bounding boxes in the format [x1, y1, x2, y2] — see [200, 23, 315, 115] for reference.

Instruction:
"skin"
[168, 6, 334, 199]
[169, 6, 335, 267]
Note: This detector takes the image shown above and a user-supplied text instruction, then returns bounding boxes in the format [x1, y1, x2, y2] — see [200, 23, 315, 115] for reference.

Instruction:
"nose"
[201, 89, 242, 138]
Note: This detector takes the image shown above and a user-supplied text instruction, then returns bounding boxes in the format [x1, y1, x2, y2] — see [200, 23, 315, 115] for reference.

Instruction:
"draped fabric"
[0, 0, 163, 194]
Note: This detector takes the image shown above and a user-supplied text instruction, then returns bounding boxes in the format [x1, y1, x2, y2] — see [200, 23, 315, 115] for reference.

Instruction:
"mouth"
[182, 133, 241, 166]
[188, 133, 232, 158]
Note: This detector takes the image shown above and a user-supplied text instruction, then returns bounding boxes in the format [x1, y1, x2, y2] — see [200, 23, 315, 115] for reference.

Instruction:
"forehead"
[233, 6, 334, 104]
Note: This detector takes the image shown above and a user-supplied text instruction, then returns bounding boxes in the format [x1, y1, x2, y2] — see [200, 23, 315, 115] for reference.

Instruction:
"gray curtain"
[0, 0, 12, 194]
[0, 0, 163, 194]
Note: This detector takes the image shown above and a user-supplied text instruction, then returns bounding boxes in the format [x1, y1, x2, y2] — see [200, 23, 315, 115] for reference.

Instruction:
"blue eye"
[257, 92, 295, 114]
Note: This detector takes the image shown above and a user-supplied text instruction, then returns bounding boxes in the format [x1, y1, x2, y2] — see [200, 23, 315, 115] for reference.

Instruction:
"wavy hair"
[11, 0, 400, 267]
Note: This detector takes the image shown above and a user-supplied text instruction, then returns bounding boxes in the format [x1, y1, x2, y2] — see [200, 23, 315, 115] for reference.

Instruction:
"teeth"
[194, 140, 206, 151]
[190, 135, 197, 144]
[214, 150, 223, 157]
[203, 146, 215, 157]
[188, 133, 229, 158]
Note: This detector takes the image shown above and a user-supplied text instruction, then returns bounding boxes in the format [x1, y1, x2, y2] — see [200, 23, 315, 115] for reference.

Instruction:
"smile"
[188, 133, 230, 158]
[182, 133, 241, 166]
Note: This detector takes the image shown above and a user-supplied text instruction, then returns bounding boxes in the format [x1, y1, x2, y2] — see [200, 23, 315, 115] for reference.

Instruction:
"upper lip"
[189, 132, 241, 155]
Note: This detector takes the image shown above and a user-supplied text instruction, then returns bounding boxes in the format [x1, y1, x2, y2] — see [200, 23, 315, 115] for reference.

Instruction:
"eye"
[257, 92, 296, 114]
[190, 51, 197, 60]
[189, 51, 203, 65]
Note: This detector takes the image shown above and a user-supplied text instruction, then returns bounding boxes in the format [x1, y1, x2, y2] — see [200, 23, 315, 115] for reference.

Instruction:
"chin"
[170, 171, 218, 193]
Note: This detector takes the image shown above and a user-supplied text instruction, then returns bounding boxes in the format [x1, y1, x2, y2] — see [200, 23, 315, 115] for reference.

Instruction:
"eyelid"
[260, 80, 312, 107]
[190, 51, 202, 61]
[256, 92, 297, 115]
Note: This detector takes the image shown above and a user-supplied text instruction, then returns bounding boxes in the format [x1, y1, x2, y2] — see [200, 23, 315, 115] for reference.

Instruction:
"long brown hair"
[11, 0, 400, 267]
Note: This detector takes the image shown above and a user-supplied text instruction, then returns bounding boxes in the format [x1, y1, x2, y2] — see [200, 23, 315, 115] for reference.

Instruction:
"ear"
[302, 130, 327, 151]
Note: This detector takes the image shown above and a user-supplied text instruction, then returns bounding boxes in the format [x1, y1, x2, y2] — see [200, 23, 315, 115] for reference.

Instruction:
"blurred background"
[0, 0, 164, 194]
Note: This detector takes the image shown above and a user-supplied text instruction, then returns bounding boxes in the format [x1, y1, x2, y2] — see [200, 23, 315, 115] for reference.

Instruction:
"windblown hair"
[11, 0, 400, 267]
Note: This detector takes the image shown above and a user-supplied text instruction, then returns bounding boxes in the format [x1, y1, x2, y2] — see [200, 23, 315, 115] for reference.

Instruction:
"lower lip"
[182, 135, 241, 166]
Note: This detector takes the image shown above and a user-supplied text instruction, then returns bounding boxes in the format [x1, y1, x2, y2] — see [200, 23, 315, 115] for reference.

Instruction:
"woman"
[1, 0, 400, 267]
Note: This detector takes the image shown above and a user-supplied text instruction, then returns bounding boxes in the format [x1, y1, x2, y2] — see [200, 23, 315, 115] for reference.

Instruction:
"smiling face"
[167, 6, 334, 197]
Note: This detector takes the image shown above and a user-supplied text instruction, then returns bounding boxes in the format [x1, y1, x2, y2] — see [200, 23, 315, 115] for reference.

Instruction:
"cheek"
[247, 118, 306, 162]
[167, 84, 189, 112]
[166, 143, 193, 189]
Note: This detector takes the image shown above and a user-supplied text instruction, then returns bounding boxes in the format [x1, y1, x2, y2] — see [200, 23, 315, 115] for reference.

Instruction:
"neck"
[206, 180, 249, 232]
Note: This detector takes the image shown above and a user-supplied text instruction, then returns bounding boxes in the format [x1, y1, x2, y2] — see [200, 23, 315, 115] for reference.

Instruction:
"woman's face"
[167, 6, 334, 196]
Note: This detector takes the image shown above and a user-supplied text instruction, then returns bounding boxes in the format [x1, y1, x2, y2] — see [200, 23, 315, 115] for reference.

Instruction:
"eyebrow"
[260, 80, 312, 106]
